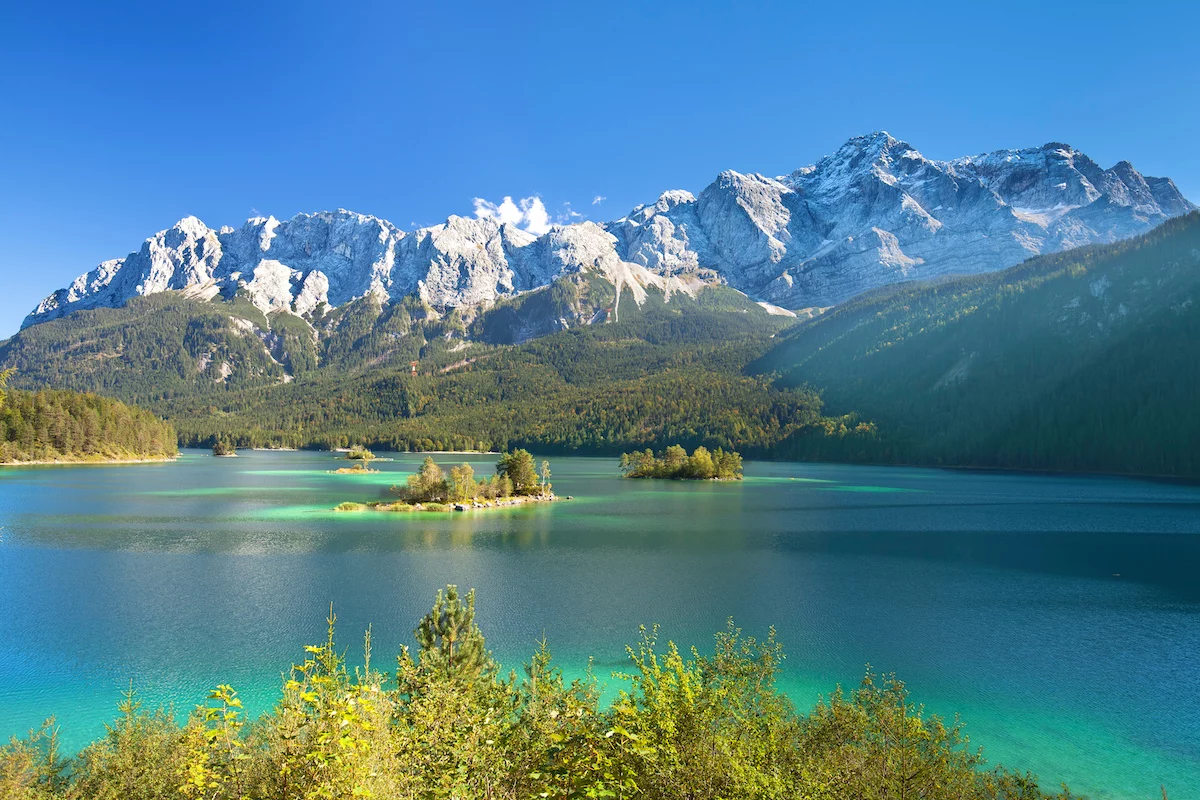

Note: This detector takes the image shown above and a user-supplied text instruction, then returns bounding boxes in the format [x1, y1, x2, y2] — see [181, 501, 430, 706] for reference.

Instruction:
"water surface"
[1, 450, 1198, 799]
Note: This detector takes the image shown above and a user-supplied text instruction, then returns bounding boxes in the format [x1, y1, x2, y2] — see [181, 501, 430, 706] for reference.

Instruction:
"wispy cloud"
[592, 195, 606, 206]
[555, 202, 585, 225]
[472, 195, 552, 235]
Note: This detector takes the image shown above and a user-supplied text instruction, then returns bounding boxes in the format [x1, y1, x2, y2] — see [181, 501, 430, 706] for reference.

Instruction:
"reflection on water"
[1, 450, 1199, 799]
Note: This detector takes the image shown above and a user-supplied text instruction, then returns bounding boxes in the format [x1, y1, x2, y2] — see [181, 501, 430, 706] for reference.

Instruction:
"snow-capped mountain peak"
[23, 134, 1195, 330]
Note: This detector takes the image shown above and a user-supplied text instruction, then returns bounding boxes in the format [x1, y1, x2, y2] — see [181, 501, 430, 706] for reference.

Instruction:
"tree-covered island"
[336, 449, 557, 512]
[212, 440, 237, 457]
[331, 446, 380, 473]
[619, 444, 743, 480]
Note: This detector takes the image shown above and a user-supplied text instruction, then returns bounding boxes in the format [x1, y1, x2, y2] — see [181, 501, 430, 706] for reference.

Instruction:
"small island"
[619, 444, 743, 480]
[331, 444, 381, 473]
[212, 440, 238, 457]
[344, 445, 375, 461]
[336, 449, 558, 512]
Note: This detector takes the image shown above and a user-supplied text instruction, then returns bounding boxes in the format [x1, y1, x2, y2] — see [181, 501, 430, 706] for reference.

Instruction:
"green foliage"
[0, 588, 1079, 800]
[620, 444, 744, 480]
[0, 366, 15, 411]
[1, 286, 826, 458]
[389, 453, 545, 505]
[496, 448, 538, 494]
[611, 622, 798, 799]
[394, 455, 449, 502]
[411, 585, 496, 685]
[344, 445, 374, 461]
[0, 388, 177, 463]
[0, 720, 66, 800]
[756, 211, 1200, 477]
[0, 295, 288, 401]
[70, 689, 182, 800]
[447, 463, 477, 502]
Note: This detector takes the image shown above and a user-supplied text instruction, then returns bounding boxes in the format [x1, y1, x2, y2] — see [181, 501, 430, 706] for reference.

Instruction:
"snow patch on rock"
[23, 134, 1196, 330]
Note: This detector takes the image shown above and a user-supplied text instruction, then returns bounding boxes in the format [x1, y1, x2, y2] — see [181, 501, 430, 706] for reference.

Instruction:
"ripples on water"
[1, 450, 1198, 799]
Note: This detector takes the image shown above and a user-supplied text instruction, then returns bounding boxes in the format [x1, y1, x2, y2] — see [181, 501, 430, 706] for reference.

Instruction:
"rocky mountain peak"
[22, 133, 1196, 331]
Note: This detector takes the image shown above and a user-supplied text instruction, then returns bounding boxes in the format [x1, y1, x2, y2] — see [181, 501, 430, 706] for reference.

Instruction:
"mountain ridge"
[754, 210, 1200, 476]
[23, 133, 1194, 332]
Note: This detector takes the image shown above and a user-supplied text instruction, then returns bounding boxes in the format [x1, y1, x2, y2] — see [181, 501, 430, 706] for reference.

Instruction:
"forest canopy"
[0, 385, 177, 464]
[389, 450, 552, 505]
[619, 444, 744, 480]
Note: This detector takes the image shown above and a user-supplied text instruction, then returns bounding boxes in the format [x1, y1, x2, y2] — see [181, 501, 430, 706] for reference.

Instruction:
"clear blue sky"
[1, 0, 1197, 337]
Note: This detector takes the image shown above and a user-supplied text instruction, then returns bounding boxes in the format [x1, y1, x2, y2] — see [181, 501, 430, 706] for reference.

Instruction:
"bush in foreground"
[1, 586, 1077, 799]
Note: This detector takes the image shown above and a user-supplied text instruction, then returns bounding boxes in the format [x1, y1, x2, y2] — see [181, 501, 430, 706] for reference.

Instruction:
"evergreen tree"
[0, 367, 15, 411]
[497, 449, 538, 495]
[414, 585, 495, 683]
[619, 444, 743, 480]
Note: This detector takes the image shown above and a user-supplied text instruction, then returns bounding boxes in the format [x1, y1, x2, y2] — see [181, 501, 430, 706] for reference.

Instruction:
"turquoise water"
[1, 450, 1198, 798]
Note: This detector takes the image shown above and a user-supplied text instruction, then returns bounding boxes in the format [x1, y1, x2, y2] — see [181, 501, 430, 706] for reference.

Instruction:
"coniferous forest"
[0, 384, 177, 463]
[756, 211, 1200, 476]
[0, 286, 857, 457]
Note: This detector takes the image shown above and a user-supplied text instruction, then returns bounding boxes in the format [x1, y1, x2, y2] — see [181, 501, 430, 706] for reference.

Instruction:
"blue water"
[0, 450, 1198, 799]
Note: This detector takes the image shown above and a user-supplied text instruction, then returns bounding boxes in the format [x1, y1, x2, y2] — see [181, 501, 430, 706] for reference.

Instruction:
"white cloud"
[472, 195, 552, 235]
[556, 202, 585, 224]
[521, 197, 551, 235]
[592, 195, 606, 205]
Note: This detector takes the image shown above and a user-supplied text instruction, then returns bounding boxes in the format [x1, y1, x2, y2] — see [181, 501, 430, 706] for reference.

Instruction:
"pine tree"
[497, 449, 538, 495]
[414, 585, 495, 683]
[0, 367, 14, 411]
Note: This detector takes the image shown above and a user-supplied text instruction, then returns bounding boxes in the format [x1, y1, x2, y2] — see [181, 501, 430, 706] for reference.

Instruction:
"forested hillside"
[0, 285, 859, 456]
[0, 387, 177, 463]
[755, 212, 1200, 476]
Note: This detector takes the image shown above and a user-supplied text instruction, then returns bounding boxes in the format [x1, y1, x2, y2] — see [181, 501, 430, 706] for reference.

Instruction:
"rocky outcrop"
[24, 133, 1194, 330]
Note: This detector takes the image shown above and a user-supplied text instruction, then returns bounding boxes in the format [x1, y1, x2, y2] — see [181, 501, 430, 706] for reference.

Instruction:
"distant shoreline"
[0, 455, 179, 467]
[336, 494, 564, 514]
[328, 449, 501, 456]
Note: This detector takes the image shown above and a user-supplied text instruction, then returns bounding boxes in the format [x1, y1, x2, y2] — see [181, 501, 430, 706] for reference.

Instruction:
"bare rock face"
[24, 133, 1194, 330]
[606, 133, 1194, 309]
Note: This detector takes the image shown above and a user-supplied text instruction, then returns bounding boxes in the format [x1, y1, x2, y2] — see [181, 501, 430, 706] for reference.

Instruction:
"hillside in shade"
[754, 212, 1200, 476]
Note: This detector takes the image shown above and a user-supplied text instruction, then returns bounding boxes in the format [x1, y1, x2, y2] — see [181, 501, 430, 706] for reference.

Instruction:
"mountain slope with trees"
[754, 211, 1200, 476]
[0, 380, 177, 463]
[0, 285, 852, 456]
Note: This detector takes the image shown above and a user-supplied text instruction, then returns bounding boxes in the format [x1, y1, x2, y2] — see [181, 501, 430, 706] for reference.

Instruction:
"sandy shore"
[0, 455, 179, 467]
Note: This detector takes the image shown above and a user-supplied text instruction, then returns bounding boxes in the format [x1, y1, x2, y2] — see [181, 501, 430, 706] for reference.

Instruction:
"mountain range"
[24, 132, 1194, 334]
[8, 133, 1200, 479]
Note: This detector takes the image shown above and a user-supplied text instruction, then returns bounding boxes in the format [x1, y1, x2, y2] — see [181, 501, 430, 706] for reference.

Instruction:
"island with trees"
[0, 369, 178, 465]
[619, 444, 743, 480]
[336, 449, 558, 512]
[212, 440, 237, 457]
[332, 445, 380, 473]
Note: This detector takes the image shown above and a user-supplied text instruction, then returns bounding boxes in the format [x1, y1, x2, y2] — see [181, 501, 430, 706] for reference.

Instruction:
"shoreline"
[623, 476, 742, 482]
[336, 494, 565, 513]
[0, 455, 179, 467]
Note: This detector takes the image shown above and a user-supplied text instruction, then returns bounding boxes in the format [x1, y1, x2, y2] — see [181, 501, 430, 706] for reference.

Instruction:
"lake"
[1, 449, 1198, 798]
